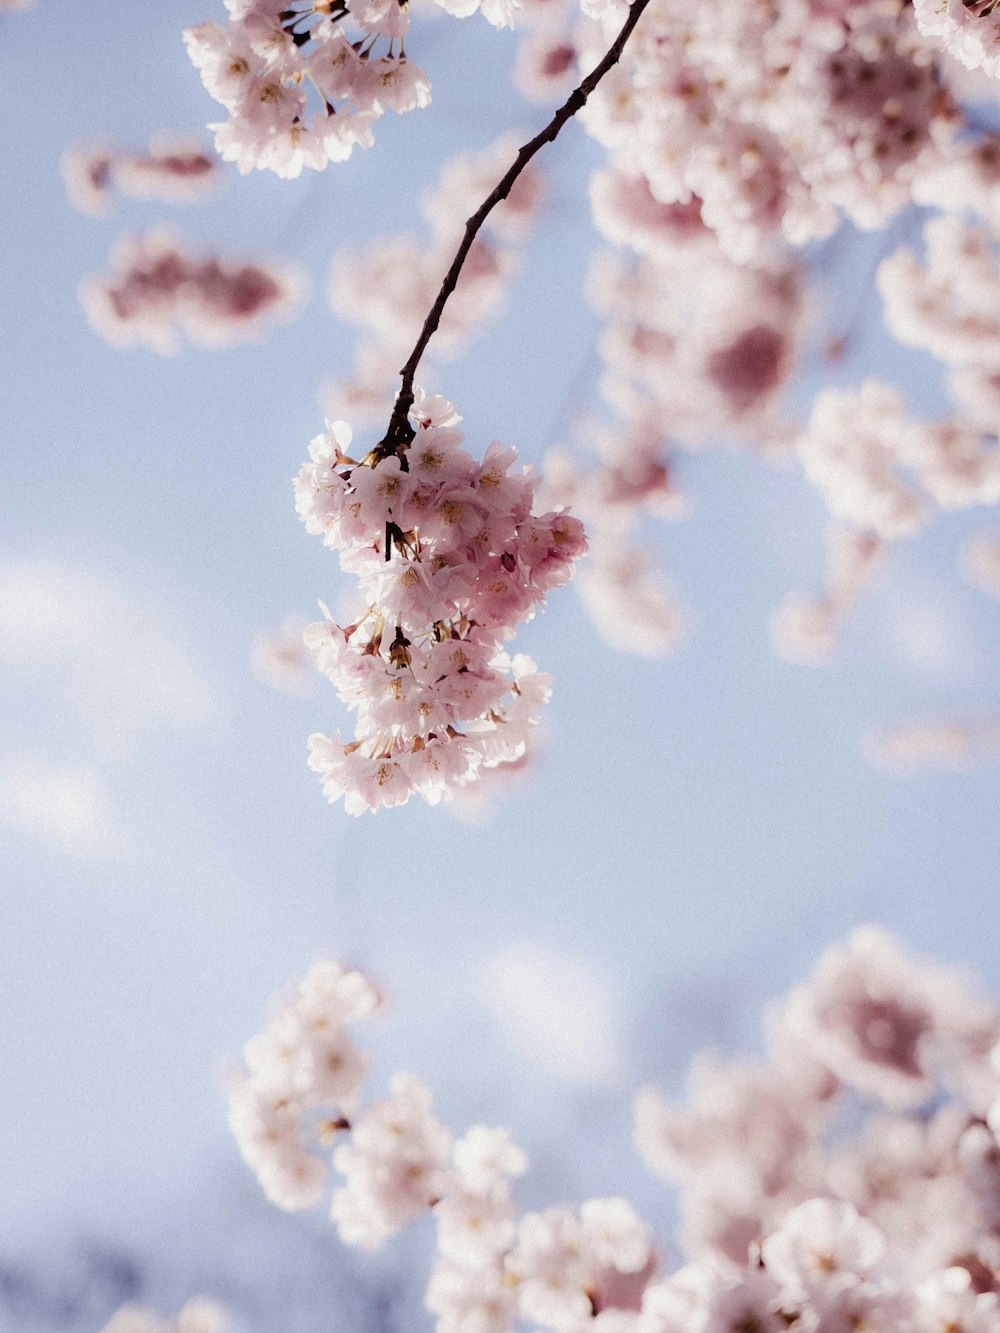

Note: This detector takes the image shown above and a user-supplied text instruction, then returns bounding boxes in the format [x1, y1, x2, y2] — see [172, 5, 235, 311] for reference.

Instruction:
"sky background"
[3, 3, 1000, 1329]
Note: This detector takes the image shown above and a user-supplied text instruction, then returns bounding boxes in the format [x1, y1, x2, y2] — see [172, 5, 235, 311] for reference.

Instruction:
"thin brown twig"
[374, 0, 653, 460]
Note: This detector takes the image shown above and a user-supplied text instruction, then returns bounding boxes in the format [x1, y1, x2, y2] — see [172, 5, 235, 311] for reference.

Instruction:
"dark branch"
[374, 0, 653, 459]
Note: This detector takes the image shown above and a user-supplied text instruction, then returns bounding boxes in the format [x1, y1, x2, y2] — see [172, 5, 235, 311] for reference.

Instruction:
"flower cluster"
[798, 379, 1000, 538]
[295, 392, 586, 814]
[581, 0, 958, 265]
[232, 957, 657, 1330]
[588, 244, 804, 457]
[912, 132, 1000, 231]
[539, 422, 686, 658]
[880, 214, 1000, 365]
[81, 229, 305, 353]
[231, 930, 1000, 1333]
[325, 133, 543, 424]
[100, 1300, 227, 1333]
[536, 231, 803, 656]
[914, 0, 1000, 80]
[228, 960, 381, 1210]
[636, 928, 1000, 1274]
[61, 136, 218, 216]
[880, 216, 1000, 431]
[185, 0, 516, 179]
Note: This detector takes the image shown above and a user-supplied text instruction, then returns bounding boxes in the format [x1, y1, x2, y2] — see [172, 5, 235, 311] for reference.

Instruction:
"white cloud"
[0, 559, 218, 757]
[879, 571, 991, 689]
[479, 942, 624, 1088]
[0, 759, 120, 857]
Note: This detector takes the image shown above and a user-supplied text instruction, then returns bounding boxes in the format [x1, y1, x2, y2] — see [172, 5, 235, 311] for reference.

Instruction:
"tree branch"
[375, 0, 653, 459]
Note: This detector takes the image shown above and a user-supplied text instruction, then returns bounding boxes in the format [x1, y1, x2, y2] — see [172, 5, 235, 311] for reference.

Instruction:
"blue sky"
[3, 3, 1000, 1328]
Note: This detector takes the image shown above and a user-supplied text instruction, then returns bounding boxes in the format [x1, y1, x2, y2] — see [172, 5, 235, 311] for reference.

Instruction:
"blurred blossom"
[62, 137, 218, 216]
[250, 620, 314, 698]
[862, 718, 1000, 775]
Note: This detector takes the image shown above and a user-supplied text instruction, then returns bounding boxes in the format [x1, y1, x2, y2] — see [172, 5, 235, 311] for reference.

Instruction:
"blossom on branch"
[296, 392, 586, 814]
[914, 0, 1000, 80]
[185, 0, 517, 179]
[581, 0, 958, 262]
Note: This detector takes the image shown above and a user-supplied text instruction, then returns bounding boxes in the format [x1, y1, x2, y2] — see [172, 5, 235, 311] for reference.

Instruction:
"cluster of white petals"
[914, 0, 1000, 80]
[582, 0, 958, 265]
[61, 136, 218, 216]
[234, 932, 1000, 1333]
[295, 391, 586, 814]
[81, 228, 305, 353]
[912, 132, 1000, 229]
[772, 527, 885, 664]
[588, 245, 804, 456]
[325, 134, 543, 423]
[549, 211, 806, 654]
[863, 717, 1000, 773]
[185, 0, 516, 179]
[879, 215, 1000, 371]
[798, 379, 1000, 537]
[234, 960, 656, 1333]
[637, 928, 1000, 1297]
[100, 1300, 227, 1333]
[331, 1073, 454, 1245]
[228, 960, 380, 1210]
[539, 425, 686, 658]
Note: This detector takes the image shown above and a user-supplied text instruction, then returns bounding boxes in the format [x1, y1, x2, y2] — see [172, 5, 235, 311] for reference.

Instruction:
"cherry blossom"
[798, 381, 1000, 538]
[296, 392, 586, 814]
[228, 960, 381, 1210]
[62, 136, 218, 216]
[229, 933, 1000, 1333]
[185, 0, 518, 179]
[581, 0, 958, 262]
[879, 216, 1000, 370]
[81, 229, 305, 353]
[914, 0, 1000, 80]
